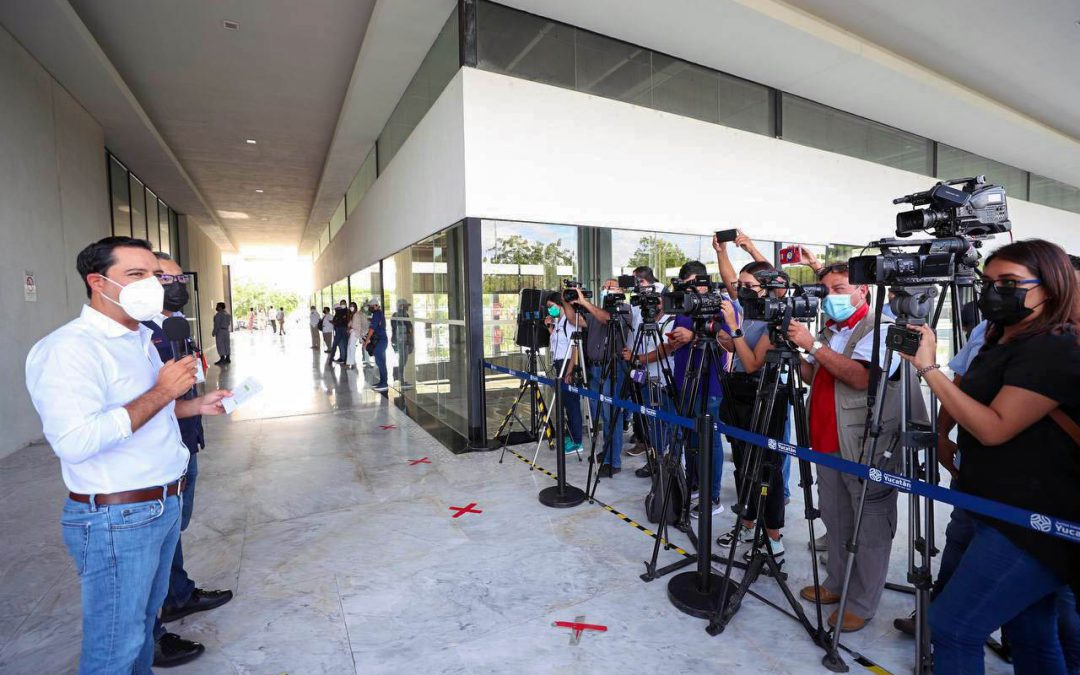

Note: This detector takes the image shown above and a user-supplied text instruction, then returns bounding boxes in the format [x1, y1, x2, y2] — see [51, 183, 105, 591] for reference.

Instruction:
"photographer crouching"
[898, 239, 1080, 674]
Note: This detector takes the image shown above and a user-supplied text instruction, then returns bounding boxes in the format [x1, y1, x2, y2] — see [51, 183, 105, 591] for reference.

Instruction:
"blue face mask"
[822, 294, 857, 322]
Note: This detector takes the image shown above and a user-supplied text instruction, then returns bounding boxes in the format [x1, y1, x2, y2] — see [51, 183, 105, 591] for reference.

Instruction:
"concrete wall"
[0, 24, 111, 457]
[178, 216, 226, 354]
[313, 71, 466, 288]
[461, 68, 1080, 253]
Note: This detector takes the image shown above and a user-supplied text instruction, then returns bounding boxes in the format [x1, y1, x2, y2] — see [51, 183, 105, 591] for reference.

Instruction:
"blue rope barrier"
[483, 360, 1080, 545]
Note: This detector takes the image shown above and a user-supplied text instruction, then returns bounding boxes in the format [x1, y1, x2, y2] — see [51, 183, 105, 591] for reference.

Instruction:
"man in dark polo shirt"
[145, 252, 233, 667]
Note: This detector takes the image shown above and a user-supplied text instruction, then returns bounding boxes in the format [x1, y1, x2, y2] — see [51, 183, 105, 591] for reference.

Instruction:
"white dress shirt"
[25, 305, 189, 494]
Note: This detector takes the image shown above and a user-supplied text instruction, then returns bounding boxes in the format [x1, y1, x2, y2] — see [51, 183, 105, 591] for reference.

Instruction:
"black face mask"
[162, 283, 190, 312]
[978, 284, 1035, 327]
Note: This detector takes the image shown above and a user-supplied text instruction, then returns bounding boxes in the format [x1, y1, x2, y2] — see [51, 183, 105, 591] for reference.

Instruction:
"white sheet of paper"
[221, 377, 263, 414]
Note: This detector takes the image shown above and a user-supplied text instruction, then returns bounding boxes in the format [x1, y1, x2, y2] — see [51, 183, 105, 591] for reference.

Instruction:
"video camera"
[562, 279, 593, 304]
[662, 275, 725, 317]
[848, 176, 1011, 287]
[740, 272, 826, 324]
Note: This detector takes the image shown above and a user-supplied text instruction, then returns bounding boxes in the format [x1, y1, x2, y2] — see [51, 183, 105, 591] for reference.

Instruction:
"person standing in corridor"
[366, 299, 389, 391]
[309, 305, 321, 349]
[276, 307, 286, 335]
[211, 303, 231, 365]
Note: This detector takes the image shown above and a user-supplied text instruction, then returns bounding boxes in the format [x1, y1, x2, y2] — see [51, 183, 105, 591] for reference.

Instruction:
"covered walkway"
[0, 330, 1008, 674]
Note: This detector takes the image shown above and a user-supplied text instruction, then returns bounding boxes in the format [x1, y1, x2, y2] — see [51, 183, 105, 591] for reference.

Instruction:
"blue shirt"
[948, 321, 988, 377]
[369, 310, 387, 340]
[671, 311, 736, 399]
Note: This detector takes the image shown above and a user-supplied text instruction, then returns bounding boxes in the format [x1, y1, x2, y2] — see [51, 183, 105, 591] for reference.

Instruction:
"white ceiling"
[65, 0, 375, 252]
[783, 0, 1080, 140]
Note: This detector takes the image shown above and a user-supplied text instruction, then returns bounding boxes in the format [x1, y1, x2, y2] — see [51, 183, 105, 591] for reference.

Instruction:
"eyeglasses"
[154, 273, 191, 285]
[736, 282, 763, 291]
[981, 278, 1041, 292]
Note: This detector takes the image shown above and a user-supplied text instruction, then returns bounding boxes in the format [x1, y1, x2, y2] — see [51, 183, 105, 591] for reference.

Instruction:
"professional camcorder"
[562, 279, 593, 304]
[740, 272, 826, 323]
[662, 275, 725, 317]
[602, 291, 628, 312]
[848, 176, 1011, 287]
[630, 284, 664, 322]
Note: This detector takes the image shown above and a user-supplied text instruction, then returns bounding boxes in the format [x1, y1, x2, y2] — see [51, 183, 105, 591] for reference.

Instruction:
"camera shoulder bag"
[1049, 408, 1080, 448]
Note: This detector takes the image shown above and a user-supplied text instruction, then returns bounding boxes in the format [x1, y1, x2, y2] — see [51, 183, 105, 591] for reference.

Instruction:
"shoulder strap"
[1049, 408, 1080, 447]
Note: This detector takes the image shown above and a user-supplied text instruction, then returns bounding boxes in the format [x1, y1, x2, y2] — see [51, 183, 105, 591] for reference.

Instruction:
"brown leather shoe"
[828, 610, 867, 633]
[800, 585, 841, 604]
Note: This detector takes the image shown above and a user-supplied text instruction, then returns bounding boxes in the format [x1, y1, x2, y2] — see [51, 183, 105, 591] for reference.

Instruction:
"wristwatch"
[731, 328, 744, 339]
[808, 340, 823, 356]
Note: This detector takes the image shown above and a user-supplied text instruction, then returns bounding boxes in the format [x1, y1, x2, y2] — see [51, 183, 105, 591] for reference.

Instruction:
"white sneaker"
[716, 525, 758, 548]
[744, 535, 785, 565]
[372, 384, 389, 392]
[689, 499, 723, 519]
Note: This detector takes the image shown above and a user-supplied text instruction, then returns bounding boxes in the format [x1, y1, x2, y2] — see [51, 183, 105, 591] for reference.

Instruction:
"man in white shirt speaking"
[25, 236, 231, 674]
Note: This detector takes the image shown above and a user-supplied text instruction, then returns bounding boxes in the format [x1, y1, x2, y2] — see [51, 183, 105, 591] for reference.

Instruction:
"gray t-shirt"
[731, 298, 769, 373]
[584, 306, 631, 364]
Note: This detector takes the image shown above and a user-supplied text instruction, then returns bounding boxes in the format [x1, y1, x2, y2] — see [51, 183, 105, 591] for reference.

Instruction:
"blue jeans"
[930, 522, 1067, 675]
[154, 454, 198, 641]
[933, 488, 977, 598]
[373, 337, 388, 386]
[589, 365, 624, 468]
[687, 395, 724, 502]
[1058, 586, 1080, 675]
[552, 360, 582, 444]
[332, 327, 348, 361]
[61, 494, 181, 674]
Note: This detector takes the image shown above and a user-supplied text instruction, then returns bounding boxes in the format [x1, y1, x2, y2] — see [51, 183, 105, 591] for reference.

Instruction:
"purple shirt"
[671, 312, 735, 399]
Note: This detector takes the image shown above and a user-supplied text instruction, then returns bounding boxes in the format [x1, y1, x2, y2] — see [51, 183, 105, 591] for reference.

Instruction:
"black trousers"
[727, 372, 788, 530]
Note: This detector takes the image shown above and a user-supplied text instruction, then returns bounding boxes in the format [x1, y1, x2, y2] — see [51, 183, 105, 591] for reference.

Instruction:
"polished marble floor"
[0, 329, 1012, 674]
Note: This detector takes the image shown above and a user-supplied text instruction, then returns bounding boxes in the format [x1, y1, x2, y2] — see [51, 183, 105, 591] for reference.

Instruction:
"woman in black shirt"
[902, 239, 1080, 674]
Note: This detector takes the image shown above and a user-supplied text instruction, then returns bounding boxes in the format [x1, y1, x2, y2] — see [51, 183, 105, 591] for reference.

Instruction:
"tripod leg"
[498, 380, 532, 464]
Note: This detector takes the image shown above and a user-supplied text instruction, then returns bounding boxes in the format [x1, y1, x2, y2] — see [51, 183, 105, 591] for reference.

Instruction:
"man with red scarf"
[784, 262, 917, 633]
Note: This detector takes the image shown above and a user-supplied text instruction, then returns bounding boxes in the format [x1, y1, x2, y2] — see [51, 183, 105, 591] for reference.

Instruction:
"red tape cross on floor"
[408, 457, 431, 465]
[449, 503, 482, 518]
[379, 424, 396, 430]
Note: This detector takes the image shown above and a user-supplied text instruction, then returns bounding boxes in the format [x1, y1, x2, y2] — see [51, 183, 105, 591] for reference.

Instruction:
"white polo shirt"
[549, 315, 573, 362]
[25, 305, 189, 494]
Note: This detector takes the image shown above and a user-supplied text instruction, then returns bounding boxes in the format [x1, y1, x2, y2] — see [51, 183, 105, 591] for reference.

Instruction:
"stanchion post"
[667, 413, 725, 617]
[539, 379, 586, 508]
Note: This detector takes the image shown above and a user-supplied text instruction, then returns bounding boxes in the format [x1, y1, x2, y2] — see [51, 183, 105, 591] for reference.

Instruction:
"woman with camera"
[900, 239, 1080, 674]
[712, 233, 820, 562]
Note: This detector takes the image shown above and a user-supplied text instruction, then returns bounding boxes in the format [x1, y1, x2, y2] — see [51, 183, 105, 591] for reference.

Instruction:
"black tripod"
[824, 285, 935, 673]
[496, 348, 555, 465]
[642, 319, 738, 617]
[707, 327, 837, 663]
[584, 309, 633, 499]
[533, 328, 591, 467]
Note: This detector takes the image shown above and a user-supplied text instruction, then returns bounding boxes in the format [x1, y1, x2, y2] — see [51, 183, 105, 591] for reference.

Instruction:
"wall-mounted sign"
[24, 271, 36, 302]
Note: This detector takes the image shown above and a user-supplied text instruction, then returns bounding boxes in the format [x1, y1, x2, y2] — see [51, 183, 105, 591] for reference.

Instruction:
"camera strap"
[1049, 408, 1080, 448]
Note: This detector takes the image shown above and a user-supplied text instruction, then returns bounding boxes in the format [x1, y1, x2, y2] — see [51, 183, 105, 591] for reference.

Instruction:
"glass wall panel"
[129, 175, 147, 240]
[1029, 175, 1080, 215]
[937, 144, 1028, 200]
[109, 156, 131, 237]
[320, 224, 331, 252]
[381, 225, 468, 435]
[481, 219, 579, 436]
[346, 149, 377, 218]
[331, 278, 349, 306]
[145, 189, 160, 250]
[169, 210, 180, 261]
[608, 230, 774, 282]
[477, 2, 574, 90]
[650, 55, 720, 125]
[574, 30, 651, 105]
[349, 263, 382, 306]
[157, 201, 170, 255]
[377, 8, 459, 173]
[782, 95, 932, 175]
[329, 198, 346, 240]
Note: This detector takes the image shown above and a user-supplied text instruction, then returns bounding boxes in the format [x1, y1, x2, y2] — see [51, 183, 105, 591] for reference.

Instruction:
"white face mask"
[99, 275, 164, 322]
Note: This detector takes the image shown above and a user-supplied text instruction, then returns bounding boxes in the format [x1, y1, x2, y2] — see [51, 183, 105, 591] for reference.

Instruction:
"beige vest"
[809, 311, 927, 469]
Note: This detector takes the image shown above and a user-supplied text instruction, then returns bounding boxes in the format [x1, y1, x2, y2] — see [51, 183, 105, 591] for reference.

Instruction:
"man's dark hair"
[322, 306, 330, 313]
[816, 262, 850, 281]
[76, 236, 152, 298]
[633, 265, 657, 284]
[310, 305, 316, 310]
[215, 302, 226, 311]
[154, 251, 173, 261]
[678, 260, 708, 281]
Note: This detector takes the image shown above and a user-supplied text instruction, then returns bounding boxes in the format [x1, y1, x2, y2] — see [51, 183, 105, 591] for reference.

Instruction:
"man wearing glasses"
[143, 253, 235, 666]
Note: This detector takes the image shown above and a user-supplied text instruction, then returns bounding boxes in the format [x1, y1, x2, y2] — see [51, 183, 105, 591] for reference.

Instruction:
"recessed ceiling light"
[245, 139, 257, 144]
[223, 20, 240, 31]
[218, 210, 250, 220]
[254, 188, 264, 193]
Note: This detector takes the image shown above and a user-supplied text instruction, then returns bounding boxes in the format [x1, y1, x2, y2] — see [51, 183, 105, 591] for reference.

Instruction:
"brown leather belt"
[69, 477, 186, 506]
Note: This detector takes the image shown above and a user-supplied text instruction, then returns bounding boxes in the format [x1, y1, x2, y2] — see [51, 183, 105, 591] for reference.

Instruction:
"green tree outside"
[231, 281, 303, 320]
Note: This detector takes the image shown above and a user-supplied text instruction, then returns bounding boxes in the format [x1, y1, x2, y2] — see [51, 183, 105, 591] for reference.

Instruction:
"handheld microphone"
[163, 316, 197, 399]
